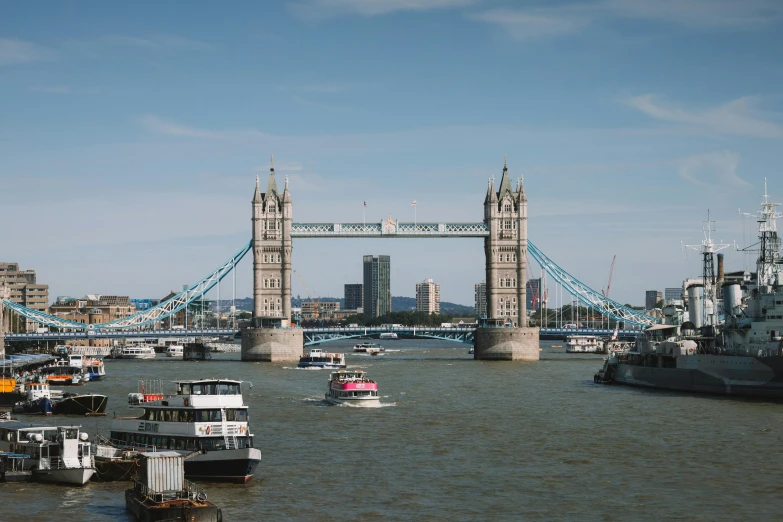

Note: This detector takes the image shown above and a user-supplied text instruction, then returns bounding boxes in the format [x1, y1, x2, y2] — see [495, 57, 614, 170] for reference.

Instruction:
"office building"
[363, 255, 391, 318]
[474, 281, 487, 318]
[664, 287, 683, 301]
[415, 279, 440, 315]
[645, 290, 663, 310]
[0, 262, 50, 332]
[344, 284, 363, 310]
[301, 300, 340, 319]
[526, 278, 542, 312]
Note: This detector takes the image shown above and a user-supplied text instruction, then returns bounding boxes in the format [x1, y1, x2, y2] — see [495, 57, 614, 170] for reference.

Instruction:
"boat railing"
[133, 478, 208, 503]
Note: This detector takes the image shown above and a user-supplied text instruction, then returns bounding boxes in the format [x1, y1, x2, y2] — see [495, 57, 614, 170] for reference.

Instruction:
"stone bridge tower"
[242, 157, 303, 362]
[475, 158, 539, 360]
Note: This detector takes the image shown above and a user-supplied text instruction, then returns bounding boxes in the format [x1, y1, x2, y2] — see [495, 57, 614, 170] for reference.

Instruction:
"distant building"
[363, 255, 391, 317]
[301, 301, 340, 319]
[474, 281, 487, 318]
[415, 279, 440, 314]
[526, 278, 542, 312]
[664, 288, 683, 302]
[0, 262, 50, 332]
[50, 295, 136, 325]
[344, 284, 363, 310]
[645, 290, 662, 310]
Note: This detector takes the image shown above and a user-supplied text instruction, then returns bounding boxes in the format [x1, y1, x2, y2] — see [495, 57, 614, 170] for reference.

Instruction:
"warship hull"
[612, 354, 783, 399]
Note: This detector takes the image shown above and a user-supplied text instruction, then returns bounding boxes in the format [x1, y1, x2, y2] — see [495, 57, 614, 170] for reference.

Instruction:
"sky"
[1, 0, 783, 308]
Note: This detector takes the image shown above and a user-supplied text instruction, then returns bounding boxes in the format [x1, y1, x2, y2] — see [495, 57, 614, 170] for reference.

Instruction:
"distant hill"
[212, 296, 474, 316]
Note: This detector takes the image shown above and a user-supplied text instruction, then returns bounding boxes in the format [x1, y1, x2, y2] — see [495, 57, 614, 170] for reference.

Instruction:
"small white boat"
[298, 349, 346, 369]
[166, 345, 184, 357]
[325, 370, 380, 407]
[119, 345, 157, 360]
[353, 343, 384, 353]
[0, 420, 95, 485]
[379, 332, 398, 340]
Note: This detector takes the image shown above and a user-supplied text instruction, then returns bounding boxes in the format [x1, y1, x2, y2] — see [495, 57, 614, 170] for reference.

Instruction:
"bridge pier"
[474, 327, 539, 361]
[241, 327, 303, 362]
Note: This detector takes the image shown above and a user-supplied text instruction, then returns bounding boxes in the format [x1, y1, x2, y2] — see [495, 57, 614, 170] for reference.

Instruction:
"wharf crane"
[602, 255, 616, 298]
[294, 269, 320, 319]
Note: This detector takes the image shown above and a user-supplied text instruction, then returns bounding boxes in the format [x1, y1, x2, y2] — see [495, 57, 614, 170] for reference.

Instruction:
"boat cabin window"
[178, 384, 190, 396]
[224, 408, 248, 422]
[64, 428, 78, 439]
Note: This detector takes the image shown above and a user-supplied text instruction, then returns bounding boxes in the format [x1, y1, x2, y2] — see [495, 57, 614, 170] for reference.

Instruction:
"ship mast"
[683, 211, 730, 326]
[739, 179, 783, 288]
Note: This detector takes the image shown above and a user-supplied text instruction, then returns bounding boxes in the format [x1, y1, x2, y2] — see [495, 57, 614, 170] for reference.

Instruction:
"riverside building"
[0, 262, 49, 332]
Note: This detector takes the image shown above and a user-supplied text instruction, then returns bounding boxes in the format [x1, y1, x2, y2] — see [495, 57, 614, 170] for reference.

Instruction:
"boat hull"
[612, 354, 783, 399]
[53, 394, 108, 415]
[33, 466, 95, 485]
[324, 394, 381, 407]
[125, 489, 223, 522]
[185, 447, 262, 483]
[297, 362, 346, 369]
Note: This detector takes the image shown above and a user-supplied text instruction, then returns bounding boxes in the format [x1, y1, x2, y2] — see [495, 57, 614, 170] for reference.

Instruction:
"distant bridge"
[4, 326, 640, 344]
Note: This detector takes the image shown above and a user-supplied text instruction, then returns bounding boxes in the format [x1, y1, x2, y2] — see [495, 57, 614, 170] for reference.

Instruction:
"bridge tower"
[242, 157, 303, 362]
[475, 158, 540, 360]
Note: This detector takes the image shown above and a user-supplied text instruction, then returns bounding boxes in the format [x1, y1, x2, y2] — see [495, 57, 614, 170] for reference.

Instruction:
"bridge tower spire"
[244, 159, 303, 362]
[476, 157, 539, 360]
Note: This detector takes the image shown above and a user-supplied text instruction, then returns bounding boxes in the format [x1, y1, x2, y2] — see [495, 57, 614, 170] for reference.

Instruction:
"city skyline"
[2, 2, 782, 306]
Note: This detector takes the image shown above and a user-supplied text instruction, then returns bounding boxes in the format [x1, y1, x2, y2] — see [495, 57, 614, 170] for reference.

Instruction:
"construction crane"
[602, 255, 617, 298]
[294, 269, 320, 319]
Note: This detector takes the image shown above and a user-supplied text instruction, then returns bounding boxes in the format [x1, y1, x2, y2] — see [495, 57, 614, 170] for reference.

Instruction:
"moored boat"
[325, 370, 380, 407]
[379, 332, 399, 340]
[53, 393, 108, 416]
[0, 420, 95, 485]
[103, 379, 261, 483]
[166, 345, 184, 357]
[118, 345, 157, 360]
[298, 348, 346, 369]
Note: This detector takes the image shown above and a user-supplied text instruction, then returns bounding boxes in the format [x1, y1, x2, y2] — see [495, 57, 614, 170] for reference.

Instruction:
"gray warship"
[596, 182, 783, 398]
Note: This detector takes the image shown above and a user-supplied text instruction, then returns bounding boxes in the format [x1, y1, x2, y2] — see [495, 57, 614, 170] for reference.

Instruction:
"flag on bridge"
[412, 201, 416, 205]
[364, 201, 367, 207]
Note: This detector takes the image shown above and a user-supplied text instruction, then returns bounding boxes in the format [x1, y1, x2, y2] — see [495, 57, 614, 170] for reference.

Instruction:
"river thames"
[2, 340, 782, 521]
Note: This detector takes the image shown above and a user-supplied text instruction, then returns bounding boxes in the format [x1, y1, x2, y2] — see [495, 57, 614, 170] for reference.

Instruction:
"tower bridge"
[1, 158, 659, 361]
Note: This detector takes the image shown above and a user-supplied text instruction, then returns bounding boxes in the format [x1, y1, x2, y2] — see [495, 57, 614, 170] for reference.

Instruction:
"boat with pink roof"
[324, 370, 380, 406]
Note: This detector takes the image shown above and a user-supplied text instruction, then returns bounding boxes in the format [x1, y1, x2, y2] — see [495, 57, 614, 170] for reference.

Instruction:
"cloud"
[289, 0, 474, 19]
[676, 150, 750, 187]
[137, 115, 271, 141]
[470, 10, 586, 40]
[0, 38, 52, 66]
[470, 0, 783, 41]
[624, 94, 783, 139]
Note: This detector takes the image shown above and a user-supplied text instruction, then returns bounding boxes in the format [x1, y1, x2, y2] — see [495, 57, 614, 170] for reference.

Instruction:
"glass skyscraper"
[363, 255, 391, 317]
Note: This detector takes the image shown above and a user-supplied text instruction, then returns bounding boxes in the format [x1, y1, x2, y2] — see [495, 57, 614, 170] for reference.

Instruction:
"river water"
[2, 340, 782, 521]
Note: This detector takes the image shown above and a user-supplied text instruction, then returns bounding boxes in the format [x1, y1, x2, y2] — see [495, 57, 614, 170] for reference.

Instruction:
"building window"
[504, 204, 511, 212]
[263, 255, 268, 263]
[504, 221, 512, 230]
[276, 254, 281, 263]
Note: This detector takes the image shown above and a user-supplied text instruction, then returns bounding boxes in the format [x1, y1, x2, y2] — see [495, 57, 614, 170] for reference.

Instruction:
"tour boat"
[82, 357, 106, 381]
[325, 370, 380, 407]
[0, 420, 95, 485]
[165, 345, 184, 357]
[118, 345, 157, 359]
[379, 332, 399, 340]
[353, 342, 384, 353]
[104, 378, 261, 483]
[565, 335, 605, 353]
[40, 365, 84, 385]
[298, 348, 346, 369]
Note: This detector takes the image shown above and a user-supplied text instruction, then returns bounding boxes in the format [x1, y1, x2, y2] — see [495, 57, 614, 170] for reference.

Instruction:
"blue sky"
[2, 0, 783, 308]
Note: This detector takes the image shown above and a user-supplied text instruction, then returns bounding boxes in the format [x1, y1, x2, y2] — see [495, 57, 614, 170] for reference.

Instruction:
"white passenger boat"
[166, 345, 184, 357]
[325, 370, 380, 407]
[298, 348, 346, 369]
[353, 342, 384, 353]
[119, 345, 157, 359]
[0, 420, 95, 485]
[105, 379, 261, 483]
[566, 335, 605, 353]
[379, 332, 399, 340]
